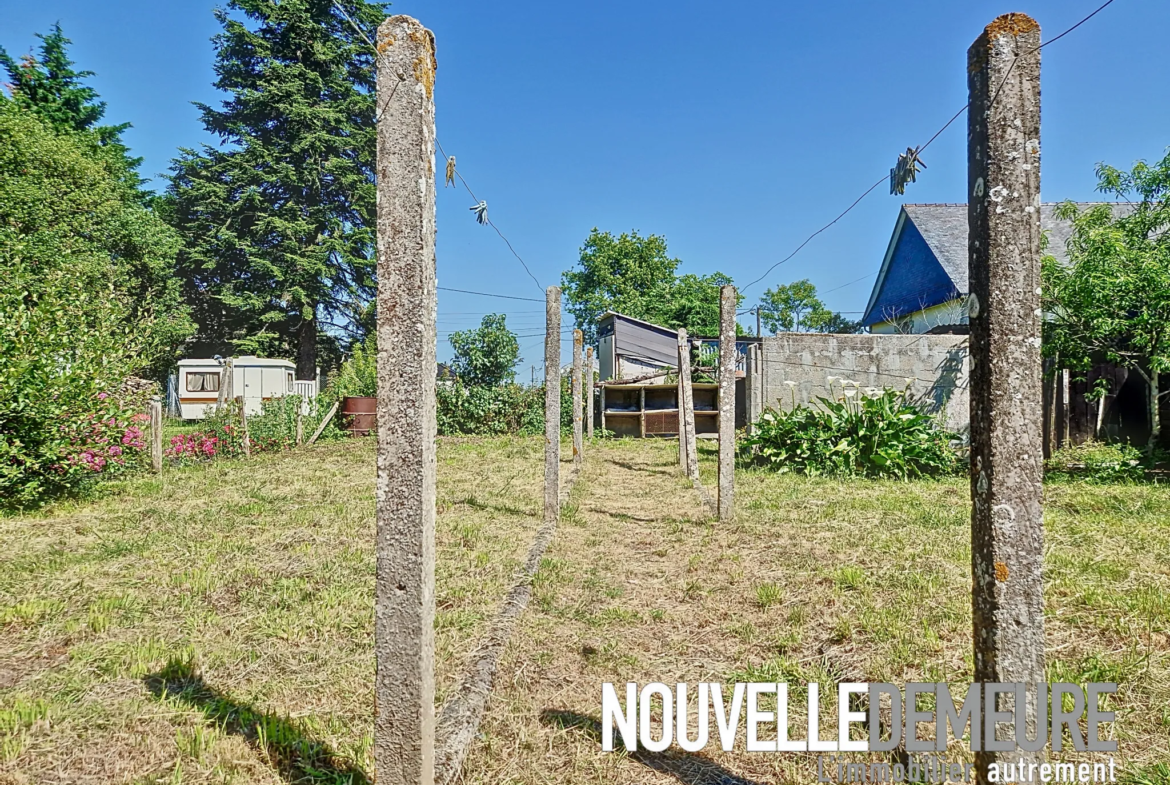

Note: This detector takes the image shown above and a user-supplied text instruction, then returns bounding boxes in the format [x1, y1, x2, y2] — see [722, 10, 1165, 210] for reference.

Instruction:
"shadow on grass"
[606, 457, 675, 477]
[540, 709, 766, 785]
[455, 494, 537, 519]
[145, 658, 369, 785]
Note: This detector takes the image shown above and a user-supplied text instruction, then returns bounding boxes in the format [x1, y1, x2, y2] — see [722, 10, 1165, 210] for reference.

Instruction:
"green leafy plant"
[448, 314, 520, 386]
[740, 381, 960, 479]
[1045, 441, 1152, 484]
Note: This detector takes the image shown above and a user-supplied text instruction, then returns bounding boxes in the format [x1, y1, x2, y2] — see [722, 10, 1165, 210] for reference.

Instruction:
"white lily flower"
[843, 388, 857, 398]
[784, 380, 797, 388]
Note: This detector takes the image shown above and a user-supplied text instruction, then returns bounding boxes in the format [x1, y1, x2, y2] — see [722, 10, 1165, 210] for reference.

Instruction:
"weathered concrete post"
[236, 396, 250, 458]
[544, 288, 562, 524]
[374, 15, 438, 785]
[717, 285, 737, 521]
[149, 397, 163, 473]
[967, 13, 1044, 781]
[677, 338, 688, 472]
[678, 330, 699, 483]
[585, 346, 594, 438]
[572, 329, 583, 466]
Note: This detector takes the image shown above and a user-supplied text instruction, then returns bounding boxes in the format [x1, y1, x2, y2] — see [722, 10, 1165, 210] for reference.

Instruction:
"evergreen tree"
[0, 24, 142, 184]
[164, 0, 386, 378]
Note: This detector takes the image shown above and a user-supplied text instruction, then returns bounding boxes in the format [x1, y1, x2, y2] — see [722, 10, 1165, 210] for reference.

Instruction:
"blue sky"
[4, 0, 1166, 368]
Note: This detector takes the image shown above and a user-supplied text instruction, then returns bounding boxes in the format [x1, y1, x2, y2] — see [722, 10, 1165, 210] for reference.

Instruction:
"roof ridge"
[903, 201, 1125, 207]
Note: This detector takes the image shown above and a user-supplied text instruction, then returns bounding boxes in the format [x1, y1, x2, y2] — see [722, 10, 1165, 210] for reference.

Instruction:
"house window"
[287, 372, 294, 392]
[186, 372, 220, 393]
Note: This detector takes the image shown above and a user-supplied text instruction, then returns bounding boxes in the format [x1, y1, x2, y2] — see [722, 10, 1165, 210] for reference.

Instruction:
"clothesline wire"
[332, 0, 544, 294]
[437, 285, 545, 302]
[740, 0, 1119, 294]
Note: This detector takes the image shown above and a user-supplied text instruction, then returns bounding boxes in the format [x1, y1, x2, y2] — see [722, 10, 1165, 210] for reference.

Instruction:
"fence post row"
[374, 14, 438, 785]
[544, 287, 562, 524]
[572, 329, 583, 466]
[717, 285, 737, 521]
[967, 13, 1045, 782]
[585, 346, 594, 439]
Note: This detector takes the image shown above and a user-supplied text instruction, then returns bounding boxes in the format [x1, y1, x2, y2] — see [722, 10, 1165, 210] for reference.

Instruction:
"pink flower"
[108, 445, 123, 457]
[97, 392, 109, 400]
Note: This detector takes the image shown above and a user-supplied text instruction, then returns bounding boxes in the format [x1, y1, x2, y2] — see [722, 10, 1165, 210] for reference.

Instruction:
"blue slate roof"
[861, 203, 1130, 327]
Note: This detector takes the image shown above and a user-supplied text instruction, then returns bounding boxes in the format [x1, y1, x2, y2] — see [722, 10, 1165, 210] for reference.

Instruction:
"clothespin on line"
[890, 147, 926, 196]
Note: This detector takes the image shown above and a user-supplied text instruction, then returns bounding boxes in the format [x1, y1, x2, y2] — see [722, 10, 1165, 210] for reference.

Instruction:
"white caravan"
[175, 357, 315, 420]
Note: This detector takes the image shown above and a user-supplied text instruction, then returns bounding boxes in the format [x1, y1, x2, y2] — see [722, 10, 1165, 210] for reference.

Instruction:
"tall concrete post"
[544, 288, 562, 524]
[678, 330, 699, 483]
[374, 15, 438, 785]
[572, 329, 583, 466]
[585, 346, 594, 438]
[677, 339, 688, 471]
[149, 397, 163, 473]
[967, 14, 1044, 781]
[717, 285, 737, 521]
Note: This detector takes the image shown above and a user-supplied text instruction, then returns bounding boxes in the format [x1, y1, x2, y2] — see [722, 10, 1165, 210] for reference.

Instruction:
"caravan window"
[287, 372, 294, 392]
[186, 372, 220, 392]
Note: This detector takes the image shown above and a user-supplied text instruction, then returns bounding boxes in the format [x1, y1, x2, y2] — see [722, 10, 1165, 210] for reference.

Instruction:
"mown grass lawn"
[1, 437, 1168, 784]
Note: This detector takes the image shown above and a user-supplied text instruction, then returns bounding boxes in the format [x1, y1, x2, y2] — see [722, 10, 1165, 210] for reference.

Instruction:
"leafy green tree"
[0, 105, 192, 503]
[1043, 151, 1170, 449]
[0, 23, 141, 185]
[164, 0, 386, 379]
[562, 228, 739, 342]
[449, 314, 521, 386]
[758, 279, 858, 334]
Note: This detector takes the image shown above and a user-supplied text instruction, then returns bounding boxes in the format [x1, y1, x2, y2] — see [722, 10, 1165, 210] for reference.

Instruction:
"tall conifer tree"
[0, 24, 142, 184]
[165, 0, 386, 377]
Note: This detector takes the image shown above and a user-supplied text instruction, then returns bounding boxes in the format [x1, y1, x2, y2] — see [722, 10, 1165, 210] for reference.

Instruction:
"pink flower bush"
[166, 433, 220, 460]
[62, 404, 145, 475]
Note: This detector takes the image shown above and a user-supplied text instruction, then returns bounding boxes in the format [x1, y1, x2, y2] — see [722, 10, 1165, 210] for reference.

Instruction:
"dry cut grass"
[1, 436, 1168, 784]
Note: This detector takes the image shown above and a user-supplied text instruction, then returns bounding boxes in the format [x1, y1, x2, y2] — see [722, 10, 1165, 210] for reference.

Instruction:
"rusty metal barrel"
[341, 396, 377, 437]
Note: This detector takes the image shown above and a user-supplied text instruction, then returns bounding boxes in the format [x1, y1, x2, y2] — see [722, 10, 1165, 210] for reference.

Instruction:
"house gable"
[862, 212, 961, 327]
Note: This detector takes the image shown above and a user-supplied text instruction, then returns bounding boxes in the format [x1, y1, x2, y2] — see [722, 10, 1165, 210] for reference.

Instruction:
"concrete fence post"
[678, 330, 700, 483]
[585, 346, 594, 439]
[677, 337, 687, 472]
[572, 329, 583, 466]
[236, 396, 250, 458]
[967, 13, 1044, 781]
[545, 288, 562, 524]
[374, 15, 438, 785]
[150, 397, 163, 473]
[717, 285, 737, 521]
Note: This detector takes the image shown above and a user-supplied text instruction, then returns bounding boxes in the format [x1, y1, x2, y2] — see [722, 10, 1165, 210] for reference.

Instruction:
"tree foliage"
[758, 279, 860, 335]
[0, 23, 142, 187]
[449, 314, 521, 386]
[561, 228, 740, 343]
[163, 0, 387, 378]
[0, 105, 191, 503]
[1043, 151, 1170, 448]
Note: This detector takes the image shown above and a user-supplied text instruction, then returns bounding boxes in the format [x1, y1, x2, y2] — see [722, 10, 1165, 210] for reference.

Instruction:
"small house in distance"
[861, 202, 1132, 334]
[596, 312, 747, 438]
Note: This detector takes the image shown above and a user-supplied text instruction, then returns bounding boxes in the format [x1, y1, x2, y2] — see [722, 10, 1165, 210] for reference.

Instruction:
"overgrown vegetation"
[740, 381, 960, 479]
[0, 103, 190, 506]
[1043, 151, 1170, 449]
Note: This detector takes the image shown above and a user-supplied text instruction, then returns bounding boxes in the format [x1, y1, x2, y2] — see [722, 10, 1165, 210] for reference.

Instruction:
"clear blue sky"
[4, 0, 1166, 369]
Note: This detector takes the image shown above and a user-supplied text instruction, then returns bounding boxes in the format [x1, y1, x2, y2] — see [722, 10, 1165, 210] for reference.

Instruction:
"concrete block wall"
[750, 333, 970, 434]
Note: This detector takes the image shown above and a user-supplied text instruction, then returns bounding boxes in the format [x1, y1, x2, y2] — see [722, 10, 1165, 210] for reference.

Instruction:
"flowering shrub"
[166, 433, 220, 461]
[739, 379, 961, 479]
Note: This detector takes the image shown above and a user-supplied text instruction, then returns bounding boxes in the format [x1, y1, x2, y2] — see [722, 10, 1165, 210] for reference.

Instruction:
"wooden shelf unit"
[600, 382, 721, 438]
